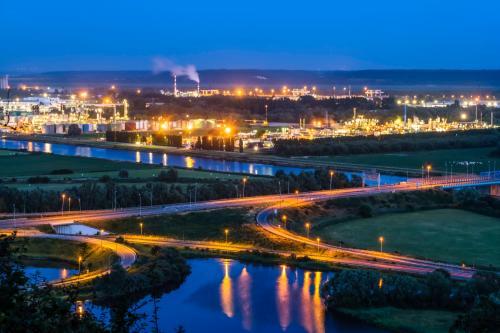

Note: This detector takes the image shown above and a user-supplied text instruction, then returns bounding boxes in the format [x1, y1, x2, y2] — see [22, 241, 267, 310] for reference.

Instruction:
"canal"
[0, 139, 406, 184]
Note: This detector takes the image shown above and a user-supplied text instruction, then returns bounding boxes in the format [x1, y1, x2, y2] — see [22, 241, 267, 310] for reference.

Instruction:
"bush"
[49, 169, 74, 175]
[358, 204, 373, 218]
[99, 175, 112, 183]
[158, 168, 178, 182]
[67, 124, 82, 136]
[118, 170, 129, 178]
[26, 176, 50, 184]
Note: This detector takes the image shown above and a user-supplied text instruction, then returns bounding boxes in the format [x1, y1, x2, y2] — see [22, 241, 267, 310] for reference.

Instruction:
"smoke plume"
[153, 57, 200, 83]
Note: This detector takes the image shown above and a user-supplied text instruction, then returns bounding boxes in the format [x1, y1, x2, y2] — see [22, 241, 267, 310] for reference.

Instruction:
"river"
[25, 265, 78, 283]
[0, 138, 406, 184]
[83, 258, 387, 333]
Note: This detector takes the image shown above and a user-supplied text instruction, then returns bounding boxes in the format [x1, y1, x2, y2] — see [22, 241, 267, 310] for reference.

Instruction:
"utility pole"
[138, 193, 142, 217]
[13, 204, 16, 229]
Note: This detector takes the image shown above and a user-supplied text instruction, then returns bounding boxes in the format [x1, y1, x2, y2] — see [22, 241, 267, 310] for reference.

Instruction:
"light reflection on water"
[135, 259, 387, 333]
[0, 139, 313, 176]
[24, 266, 78, 282]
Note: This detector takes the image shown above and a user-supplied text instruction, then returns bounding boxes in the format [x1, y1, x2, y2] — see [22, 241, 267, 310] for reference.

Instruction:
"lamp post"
[224, 229, 229, 244]
[281, 215, 287, 229]
[379, 236, 384, 252]
[427, 165, 432, 180]
[61, 194, 66, 215]
[295, 190, 299, 203]
[305, 223, 310, 238]
[138, 193, 142, 217]
[242, 177, 247, 197]
[316, 237, 320, 253]
[140, 222, 143, 236]
[78, 256, 82, 274]
[100, 229, 104, 248]
[329, 170, 334, 190]
[68, 197, 71, 212]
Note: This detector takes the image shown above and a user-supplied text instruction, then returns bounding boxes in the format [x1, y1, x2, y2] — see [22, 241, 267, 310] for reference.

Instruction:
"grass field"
[317, 209, 500, 267]
[14, 238, 116, 270]
[0, 152, 148, 177]
[338, 307, 459, 333]
[85, 208, 301, 250]
[311, 147, 500, 173]
[0, 150, 254, 181]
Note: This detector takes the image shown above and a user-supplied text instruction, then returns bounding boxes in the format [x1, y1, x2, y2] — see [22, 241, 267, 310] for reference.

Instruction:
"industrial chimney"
[173, 74, 178, 97]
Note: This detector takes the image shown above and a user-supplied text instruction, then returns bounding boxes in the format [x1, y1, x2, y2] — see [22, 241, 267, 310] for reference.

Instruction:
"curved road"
[4, 176, 496, 280]
[13, 230, 137, 286]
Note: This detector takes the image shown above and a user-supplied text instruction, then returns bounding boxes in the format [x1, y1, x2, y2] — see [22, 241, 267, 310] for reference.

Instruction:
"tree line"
[322, 269, 500, 333]
[0, 169, 360, 213]
[106, 131, 183, 148]
[273, 129, 500, 156]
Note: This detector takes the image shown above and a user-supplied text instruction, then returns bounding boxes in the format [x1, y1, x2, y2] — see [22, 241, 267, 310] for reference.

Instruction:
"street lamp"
[224, 229, 229, 244]
[305, 222, 310, 238]
[242, 177, 247, 197]
[78, 256, 82, 274]
[139, 222, 143, 235]
[316, 237, 321, 252]
[295, 190, 299, 203]
[281, 215, 287, 229]
[100, 229, 104, 248]
[426, 165, 432, 179]
[61, 194, 66, 215]
[329, 170, 334, 190]
[68, 197, 71, 212]
[379, 236, 384, 252]
[138, 193, 142, 217]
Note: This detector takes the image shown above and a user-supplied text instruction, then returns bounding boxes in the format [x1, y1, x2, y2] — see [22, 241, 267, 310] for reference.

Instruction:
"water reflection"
[185, 156, 195, 169]
[220, 260, 234, 317]
[0, 139, 318, 177]
[216, 260, 332, 332]
[87, 259, 387, 333]
[238, 266, 252, 330]
[276, 265, 291, 330]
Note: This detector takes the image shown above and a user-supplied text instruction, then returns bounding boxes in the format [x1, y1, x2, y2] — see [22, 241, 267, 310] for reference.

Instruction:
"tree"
[67, 124, 82, 136]
[158, 168, 178, 182]
[0, 233, 106, 332]
[118, 170, 129, 178]
[358, 204, 373, 218]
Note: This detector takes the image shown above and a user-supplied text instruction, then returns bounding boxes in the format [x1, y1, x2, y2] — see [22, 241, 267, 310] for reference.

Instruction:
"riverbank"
[13, 237, 117, 272]
[334, 307, 459, 333]
[4, 133, 424, 177]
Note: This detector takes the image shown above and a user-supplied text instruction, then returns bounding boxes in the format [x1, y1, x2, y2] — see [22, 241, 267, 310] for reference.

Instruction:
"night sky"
[2, 0, 499, 71]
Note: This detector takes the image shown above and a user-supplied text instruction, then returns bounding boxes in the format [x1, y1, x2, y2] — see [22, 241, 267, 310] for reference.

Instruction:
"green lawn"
[85, 208, 301, 250]
[312, 147, 500, 173]
[86, 209, 256, 243]
[0, 153, 148, 177]
[0, 151, 255, 181]
[13, 238, 116, 271]
[338, 307, 459, 333]
[317, 209, 500, 268]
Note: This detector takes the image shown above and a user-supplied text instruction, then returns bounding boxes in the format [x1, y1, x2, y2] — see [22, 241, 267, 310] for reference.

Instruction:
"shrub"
[118, 170, 129, 178]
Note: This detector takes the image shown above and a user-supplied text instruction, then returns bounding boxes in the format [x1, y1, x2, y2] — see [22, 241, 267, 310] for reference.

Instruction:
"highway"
[3, 175, 497, 282]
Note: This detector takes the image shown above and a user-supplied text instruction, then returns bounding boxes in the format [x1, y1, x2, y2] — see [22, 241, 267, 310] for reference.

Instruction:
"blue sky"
[2, 0, 499, 71]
